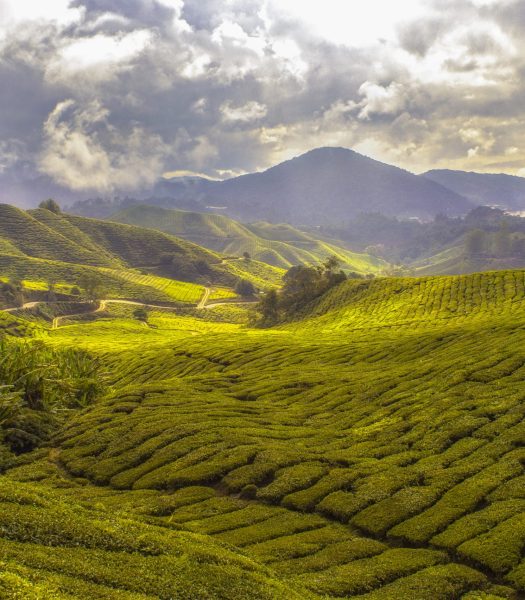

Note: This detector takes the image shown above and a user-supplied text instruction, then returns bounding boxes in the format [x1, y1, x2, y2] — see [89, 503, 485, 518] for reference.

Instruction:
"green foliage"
[257, 256, 346, 324]
[0, 279, 24, 308]
[0, 338, 106, 456]
[79, 273, 105, 300]
[38, 199, 61, 214]
[235, 278, 256, 297]
[0, 478, 308, 600]
[133, 307, 149, 322]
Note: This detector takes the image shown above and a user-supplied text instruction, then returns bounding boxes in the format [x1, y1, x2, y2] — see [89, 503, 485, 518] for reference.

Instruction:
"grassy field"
[0, 269, 523, 598]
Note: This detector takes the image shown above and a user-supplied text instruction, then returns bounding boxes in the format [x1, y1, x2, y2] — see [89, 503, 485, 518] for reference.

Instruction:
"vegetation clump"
[257, 256, 346, 325]
[0, 338, 106, 459]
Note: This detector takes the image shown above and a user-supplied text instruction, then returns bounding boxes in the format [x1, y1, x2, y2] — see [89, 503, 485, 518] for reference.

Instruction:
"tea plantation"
[1, 266, 525, 598]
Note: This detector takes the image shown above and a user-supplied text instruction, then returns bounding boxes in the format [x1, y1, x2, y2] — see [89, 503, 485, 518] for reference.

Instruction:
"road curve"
[3, 291, 258, 329]
[204, 299, 259, 309]
[197, 287, 211, 309]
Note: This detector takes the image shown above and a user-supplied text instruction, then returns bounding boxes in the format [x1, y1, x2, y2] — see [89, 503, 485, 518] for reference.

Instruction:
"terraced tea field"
[105, 269, 207, 304]
[2, 269, 525, 598]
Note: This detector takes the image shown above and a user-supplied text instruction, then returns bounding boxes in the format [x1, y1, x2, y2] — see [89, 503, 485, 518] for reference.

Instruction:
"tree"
[1, 280, 24, 308]
[79, 274, 104, 301]
[235, 279, 256, 297]
[39, 199, 61, 214]
[133, 307, 149, 323]
[494, 222, 511, 258]
[280, 257, 346, 313]
[258, 289, 279, 325]
[243, 251, 251, 261]
[465, 229, 487, 257]
[47, 282, 57, 303]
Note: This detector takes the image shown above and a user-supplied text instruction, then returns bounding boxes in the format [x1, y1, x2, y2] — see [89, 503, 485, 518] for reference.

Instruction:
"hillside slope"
[424, 169, 525, 212]
[289, 269, 525, 331]
[110, 204, 386, 273]
[0, 478, 306, 599]
[0, 205, 284, 300]
[0, 205, 117, 267]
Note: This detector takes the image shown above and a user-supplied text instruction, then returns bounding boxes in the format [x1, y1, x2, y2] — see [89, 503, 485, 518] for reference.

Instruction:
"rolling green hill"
[0, 476, 307, 599]
[0, 204, 285, 311]
[1, 269, 524, 598]
[0, 204, 117, 267]
[110, 205, 386, 274]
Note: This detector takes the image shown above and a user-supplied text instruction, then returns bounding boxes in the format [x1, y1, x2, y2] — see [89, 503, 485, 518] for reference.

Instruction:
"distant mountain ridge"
[9, 147, 473, 224]
[423, 169, 525, 212]
[198, 147, 472, 225]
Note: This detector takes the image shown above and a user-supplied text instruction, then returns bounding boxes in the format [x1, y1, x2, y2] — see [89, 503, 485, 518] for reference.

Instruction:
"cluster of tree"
[133, 307, 149, 323]
[234, 278, 256, 296]
[465, 223, 525, 258]
[38, 199, 61, 214]
[0, 279, 24, 308]
[158, 253, 212, 282]
[320, 207, 525, 263]
[257, 256, 347, 326]
[78, 273, 105, 301]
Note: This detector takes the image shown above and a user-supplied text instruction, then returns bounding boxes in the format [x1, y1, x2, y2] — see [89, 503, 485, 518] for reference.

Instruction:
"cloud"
[357, 82, 409, 120]
[2, 0, 525, 200]
[221, 101, 268, 124]
[38, 99, 172, 191]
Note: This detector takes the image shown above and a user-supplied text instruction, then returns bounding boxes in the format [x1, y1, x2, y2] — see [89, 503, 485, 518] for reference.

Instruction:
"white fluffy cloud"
[39, 99, 172, 191]
[221, 101, 268, 124]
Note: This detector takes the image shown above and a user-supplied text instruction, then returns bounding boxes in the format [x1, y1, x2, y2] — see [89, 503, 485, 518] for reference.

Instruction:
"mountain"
[110, 204, 387, 274]
[194, 147, 472, 225]
[423, 169, 525, 212]
[66, 147, 473, 224]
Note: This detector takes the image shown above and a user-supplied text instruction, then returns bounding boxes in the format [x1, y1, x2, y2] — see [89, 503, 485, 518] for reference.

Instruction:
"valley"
[0, 213, 524, 598]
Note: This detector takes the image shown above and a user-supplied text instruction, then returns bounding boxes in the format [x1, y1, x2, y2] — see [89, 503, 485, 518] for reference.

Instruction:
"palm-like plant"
[0, 337, 107, 455]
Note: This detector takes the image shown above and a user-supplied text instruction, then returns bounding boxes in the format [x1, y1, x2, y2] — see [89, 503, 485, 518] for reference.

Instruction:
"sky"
[0, 0, 524, 196]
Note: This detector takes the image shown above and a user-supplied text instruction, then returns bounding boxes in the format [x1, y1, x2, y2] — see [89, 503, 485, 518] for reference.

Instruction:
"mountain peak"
[211, 147, 471, 225]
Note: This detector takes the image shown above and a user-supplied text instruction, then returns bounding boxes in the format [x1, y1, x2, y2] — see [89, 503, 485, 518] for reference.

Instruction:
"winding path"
[197, 287, 212, 309]
[2, 288, 259, 329]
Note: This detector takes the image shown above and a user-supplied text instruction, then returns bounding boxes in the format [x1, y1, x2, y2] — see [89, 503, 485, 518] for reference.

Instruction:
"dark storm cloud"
[397, 17, 449, 57]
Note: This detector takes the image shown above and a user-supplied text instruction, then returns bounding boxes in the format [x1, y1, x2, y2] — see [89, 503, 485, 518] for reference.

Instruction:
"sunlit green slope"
[110, 205, 386, 274]
[0, 204, 117, 267]
[2, 269, 518, 598]
[0, 204, 284, 307]
[287, 269, 525, 331]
